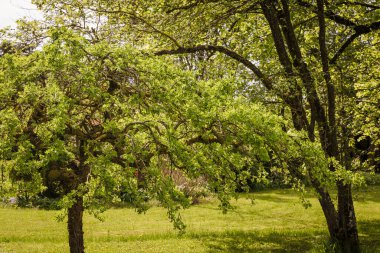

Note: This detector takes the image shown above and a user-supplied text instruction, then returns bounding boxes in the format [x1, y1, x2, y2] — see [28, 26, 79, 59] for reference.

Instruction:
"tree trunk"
[230, 2, 362, 251]
[316, 188, 339, 238]
[336, 181, 360, 253]
[313, 179, 360, 252]
[68, 196, 85, 253]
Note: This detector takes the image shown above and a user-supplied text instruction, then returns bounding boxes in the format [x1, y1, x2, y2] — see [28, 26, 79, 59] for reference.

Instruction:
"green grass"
[0, 186, 379, 252]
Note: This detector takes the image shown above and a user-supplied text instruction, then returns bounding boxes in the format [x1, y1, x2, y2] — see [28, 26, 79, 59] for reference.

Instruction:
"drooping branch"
[156, 45, 273, 90]
[155, 40, 312, 134]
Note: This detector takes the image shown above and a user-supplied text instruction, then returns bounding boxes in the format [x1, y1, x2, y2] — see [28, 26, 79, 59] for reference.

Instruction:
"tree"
[1, 18, 333, 253]
[30, 0, 379, 251]
[0, 26, 197, 252]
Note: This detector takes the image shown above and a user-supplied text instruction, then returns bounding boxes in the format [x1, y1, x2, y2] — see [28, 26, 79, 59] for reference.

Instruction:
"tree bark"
[336, 181, 360, 253]
[310, 177, 339, 238]
[67, 139, 87, 253]
[317, 184, 360, 253]
[68, 196, 85, 253]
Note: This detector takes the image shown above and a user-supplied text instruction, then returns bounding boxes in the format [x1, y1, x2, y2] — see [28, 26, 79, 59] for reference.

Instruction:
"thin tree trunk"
[314, 185, 339, 238]
[68, 196, 85, 253]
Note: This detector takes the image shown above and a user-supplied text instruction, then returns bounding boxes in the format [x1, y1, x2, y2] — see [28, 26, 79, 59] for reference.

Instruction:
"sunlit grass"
[0, 185, 379, 252]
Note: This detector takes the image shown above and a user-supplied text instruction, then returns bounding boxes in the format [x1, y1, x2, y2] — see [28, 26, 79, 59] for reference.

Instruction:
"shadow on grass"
[353, 185, 380, 203]
[358, 219, 380, 252]
[184, 219, 380, 252]
[252, 194, 298, 204]
[189, 230, 326, 253]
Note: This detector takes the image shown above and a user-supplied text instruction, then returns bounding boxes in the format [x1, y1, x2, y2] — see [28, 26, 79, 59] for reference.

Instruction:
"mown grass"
[0, 185, 379, 253]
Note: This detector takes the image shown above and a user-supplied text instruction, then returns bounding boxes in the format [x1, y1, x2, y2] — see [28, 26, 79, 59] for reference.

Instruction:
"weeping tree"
[0, 27, 198, 253]
[29, 0, 380, 252]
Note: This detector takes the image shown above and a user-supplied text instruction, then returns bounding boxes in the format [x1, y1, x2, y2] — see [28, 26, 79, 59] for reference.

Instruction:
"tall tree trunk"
[315, 0, 360, 250]
[68, 196, 85, 253]
[260, 1, 361, 251]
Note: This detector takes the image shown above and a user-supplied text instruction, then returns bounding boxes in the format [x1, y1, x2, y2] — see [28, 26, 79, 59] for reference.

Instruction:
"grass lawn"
[0, 185, 379, 253]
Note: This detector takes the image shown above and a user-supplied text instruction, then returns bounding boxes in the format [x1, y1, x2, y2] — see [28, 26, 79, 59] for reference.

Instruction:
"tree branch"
[264, 1, 312, 135]
[296, 0, 357, 27]
[337, 2, 380, 10]
[317, 0, 338, 157]
[155, 45, 273, 90]
[165, 0, 219, 13]
[186, 135, 221, 145]
[330, 21, 380, 64]
[86, 7, 182, 48]
[330, 33, 360, 64]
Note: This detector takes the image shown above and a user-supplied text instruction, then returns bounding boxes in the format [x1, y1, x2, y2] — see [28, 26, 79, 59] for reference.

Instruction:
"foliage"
[0, 20, 332, 219]
[2, 0, 379, 251]
[0, 26, 197, 228]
